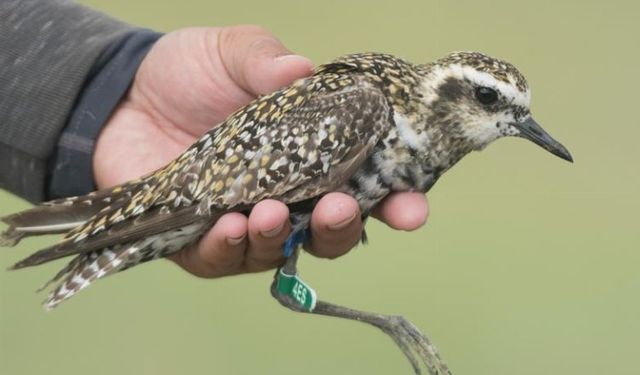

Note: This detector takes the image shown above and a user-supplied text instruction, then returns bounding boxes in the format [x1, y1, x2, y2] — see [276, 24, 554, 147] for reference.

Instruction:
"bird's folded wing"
[9, 205, 210, 269]
[198, 76, 392, 207]
[0, 177, 151, 246]
[10, 75, 391, 269]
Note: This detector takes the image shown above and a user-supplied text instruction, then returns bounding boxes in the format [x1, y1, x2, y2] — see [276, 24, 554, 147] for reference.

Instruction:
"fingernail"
[328, 212, 357, 231]
[226, 234, 246, 246]
[261, 222, 284, 238]
[274, 54, 313, 67]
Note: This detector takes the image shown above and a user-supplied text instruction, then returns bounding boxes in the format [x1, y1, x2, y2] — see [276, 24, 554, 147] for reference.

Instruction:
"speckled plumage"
[2, 51, 569, 313]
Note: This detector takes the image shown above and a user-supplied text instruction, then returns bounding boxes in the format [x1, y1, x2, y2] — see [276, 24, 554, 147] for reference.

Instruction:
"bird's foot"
[271, 250, 451, 375]
[271, 273, 451, 374]
[375, 314, 451, 375]
[309, 301, 450, 375]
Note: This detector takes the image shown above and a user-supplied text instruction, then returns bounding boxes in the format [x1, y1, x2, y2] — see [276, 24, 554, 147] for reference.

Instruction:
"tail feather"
[2, 177, 204, 309]
[0, 229, 25, 247]
[41, 225, 201, 309]
[35, 254, 89, 293]
[1, 180, 148, 247]
[1, 205, 86, 247]
[44, 243, 148, 310]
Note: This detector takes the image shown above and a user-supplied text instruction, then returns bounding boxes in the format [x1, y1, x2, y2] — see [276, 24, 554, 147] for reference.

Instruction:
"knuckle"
[244, 255, 284, 273]
[309, 233, 359, 259]
[217, 26, 237, 52]
[219, 24, 274, 52]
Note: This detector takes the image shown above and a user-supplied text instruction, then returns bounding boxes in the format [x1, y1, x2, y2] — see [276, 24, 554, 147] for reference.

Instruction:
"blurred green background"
[1, 0, 639, 374]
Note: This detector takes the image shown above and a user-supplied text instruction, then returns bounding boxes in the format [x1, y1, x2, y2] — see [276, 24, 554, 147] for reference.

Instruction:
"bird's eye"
[475, 87, 498, 105]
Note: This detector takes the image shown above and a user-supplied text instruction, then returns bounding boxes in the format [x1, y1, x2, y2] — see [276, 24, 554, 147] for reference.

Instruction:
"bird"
[1, 51, 572, 375]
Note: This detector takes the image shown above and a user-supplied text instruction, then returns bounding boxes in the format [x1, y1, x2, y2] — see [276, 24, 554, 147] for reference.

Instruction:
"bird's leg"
[271, 249, 452, 375]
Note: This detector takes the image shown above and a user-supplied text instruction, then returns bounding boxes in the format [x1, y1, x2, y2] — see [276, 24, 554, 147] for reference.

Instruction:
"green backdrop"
[1, 1, 638, 374]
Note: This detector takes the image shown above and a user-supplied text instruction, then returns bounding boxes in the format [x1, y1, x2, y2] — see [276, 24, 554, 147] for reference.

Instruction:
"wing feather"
[9, 72, 391, 269]
[9, 205, 219, 269]
[198, 76, 391, 207]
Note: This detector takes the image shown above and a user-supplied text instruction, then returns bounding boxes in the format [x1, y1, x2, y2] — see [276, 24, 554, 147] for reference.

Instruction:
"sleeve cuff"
[47, 29, 163, 199]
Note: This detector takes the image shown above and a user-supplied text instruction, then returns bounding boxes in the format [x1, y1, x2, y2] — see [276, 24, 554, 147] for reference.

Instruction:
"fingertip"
[217, 24, 314, 96]
[244, 200, 290, 272]
[248, 200, 290, 237]
[170, 212, 248, 278]
[309, 193, 362, 259]
[274, 54, 314, 69]
[273, 54, 315, 77]
[204, 212, 248, 246]
[250, 54, 314, 95]
[374, 193, 429, 231]
[218, 25, 313, 96]
[312, 192, 360, 231]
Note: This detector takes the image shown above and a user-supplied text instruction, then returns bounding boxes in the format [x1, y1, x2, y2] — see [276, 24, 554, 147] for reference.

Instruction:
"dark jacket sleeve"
[0, 0, 135, 202]
[47, 30, 162, 200]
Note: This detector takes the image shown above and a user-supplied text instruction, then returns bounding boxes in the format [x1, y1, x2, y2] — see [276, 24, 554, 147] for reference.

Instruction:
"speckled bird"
[1, 51, 572, 375]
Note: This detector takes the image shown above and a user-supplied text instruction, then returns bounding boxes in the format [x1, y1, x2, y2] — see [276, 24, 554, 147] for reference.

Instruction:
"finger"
[218, 25, 314, 96]
[371, 192, 429, 231]
[308, 193, 363, 259]
[169, 212, 248, 278]
[244, 200, 291, 272]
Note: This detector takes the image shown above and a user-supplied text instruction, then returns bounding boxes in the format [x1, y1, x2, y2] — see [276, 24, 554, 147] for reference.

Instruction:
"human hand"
[93, 25, 429, 277]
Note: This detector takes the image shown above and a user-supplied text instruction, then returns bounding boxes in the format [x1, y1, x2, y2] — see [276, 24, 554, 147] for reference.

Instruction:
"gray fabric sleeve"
[0, 0, 135, 202]
[48, 30, 162, 199]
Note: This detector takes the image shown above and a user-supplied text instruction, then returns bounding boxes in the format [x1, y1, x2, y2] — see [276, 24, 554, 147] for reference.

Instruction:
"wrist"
[47, 29, 162, 199]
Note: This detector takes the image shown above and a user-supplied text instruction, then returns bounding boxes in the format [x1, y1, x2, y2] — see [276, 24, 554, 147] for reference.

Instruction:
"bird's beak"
[512, 117, 573, 162]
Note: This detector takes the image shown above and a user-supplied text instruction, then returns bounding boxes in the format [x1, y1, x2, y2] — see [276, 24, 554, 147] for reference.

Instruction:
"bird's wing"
[9, 205, 215, 269]
[199, 75, 391, 207]
[0, 178, 150, 246]
[9, 74, 391, 269]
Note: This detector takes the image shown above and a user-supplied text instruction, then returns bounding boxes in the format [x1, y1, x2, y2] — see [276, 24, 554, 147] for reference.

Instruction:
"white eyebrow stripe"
[449, 64, 531, 107]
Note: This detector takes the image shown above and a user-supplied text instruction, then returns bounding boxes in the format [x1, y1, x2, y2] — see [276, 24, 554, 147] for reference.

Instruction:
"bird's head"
[419, 51, 572, 162]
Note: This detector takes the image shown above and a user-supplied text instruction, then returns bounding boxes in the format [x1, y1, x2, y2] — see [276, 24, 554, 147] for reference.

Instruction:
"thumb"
[217, 25, 314, 96]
